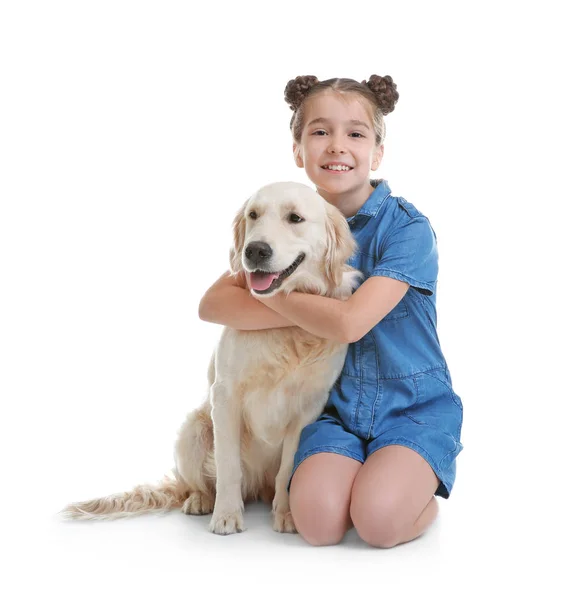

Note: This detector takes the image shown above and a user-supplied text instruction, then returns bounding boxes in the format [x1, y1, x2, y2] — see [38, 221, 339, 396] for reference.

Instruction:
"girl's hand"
[198, 270, 294, 330]
[244, 271, 252, 291]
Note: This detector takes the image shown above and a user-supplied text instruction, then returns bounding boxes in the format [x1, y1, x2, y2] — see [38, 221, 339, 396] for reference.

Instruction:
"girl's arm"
[198, 270, 296, 330]
[256, 276, 410, 343]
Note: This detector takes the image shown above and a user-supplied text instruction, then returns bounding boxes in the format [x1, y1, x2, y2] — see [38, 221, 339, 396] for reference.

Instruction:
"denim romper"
[290, 179, 463, 498]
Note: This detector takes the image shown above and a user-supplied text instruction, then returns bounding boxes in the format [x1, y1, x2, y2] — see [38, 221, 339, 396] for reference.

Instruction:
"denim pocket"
[404, 369, 463, 440]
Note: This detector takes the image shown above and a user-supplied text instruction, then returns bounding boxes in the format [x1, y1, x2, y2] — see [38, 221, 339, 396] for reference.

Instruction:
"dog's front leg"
[208, 381, 245, 535]
[272, 408, 322, 534]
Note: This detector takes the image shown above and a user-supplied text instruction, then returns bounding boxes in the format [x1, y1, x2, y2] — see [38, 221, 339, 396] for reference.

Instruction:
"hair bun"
[362, 75, 399, 115]
[284, 75, 320, 111]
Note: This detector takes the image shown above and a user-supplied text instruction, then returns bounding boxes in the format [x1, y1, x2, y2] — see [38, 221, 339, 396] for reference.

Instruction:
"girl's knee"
[350, 494, 438, 549]
[351, 508, 403, 548]
[350, 487, 408, 548]
[289, 454, 359, 546]
[289, 488, 349, 546]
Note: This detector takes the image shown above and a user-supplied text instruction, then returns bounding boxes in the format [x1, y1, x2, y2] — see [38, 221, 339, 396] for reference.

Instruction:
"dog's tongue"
[249, 271, 280, 291]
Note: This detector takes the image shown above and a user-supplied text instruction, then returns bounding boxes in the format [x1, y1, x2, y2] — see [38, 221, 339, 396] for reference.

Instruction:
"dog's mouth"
[248, 253, 305, 295]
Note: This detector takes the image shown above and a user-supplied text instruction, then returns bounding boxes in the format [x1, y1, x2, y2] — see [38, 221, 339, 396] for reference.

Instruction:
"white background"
[1, 1, 560, 598]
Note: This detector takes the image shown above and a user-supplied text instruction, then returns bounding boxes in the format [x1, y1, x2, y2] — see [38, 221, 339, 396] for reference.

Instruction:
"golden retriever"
[62, 181, 361, 535]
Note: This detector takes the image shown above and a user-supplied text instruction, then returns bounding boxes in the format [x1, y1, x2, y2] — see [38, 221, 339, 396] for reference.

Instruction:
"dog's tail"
[60, 471, 189, 521]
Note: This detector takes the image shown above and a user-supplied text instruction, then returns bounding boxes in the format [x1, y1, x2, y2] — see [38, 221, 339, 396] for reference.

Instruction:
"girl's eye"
[249, 210, 258, 219]
[289, 213, 304, 223]
[312, 130, 364, 138]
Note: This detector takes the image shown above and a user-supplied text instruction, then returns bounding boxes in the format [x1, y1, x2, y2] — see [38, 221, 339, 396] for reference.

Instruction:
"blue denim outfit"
[290, 179, 463, 498]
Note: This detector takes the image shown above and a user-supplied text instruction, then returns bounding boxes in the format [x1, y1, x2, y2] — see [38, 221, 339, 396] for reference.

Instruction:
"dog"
[62, 181, 362, 535]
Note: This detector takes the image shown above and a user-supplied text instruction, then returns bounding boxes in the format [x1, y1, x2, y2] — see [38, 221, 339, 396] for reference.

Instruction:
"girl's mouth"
[321, 165, 353, 173]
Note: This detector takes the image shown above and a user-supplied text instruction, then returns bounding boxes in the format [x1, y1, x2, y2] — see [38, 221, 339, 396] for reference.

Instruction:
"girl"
[198, 75, 463, 548]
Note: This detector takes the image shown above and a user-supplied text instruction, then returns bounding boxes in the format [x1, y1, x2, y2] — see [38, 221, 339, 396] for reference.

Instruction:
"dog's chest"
[217, 326, 343, 374]
[216, 327, 347, 445]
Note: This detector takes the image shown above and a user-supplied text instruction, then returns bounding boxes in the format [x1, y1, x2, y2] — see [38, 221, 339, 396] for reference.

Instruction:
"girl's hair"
[284, 75, 399, 146]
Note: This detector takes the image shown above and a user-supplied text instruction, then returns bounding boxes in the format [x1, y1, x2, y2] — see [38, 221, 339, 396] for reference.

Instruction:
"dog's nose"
[245, 242, 273, 267]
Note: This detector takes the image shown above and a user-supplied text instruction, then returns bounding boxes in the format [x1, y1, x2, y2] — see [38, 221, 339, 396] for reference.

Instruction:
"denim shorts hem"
[366, 437, 453, 499]
[287, 445, 364, 492]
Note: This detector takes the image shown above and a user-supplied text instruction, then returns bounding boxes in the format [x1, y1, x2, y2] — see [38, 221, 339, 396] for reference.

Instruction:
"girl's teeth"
[325, 165, 350, 171]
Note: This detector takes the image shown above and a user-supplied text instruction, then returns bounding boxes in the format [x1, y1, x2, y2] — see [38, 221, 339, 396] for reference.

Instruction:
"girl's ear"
[371, 144, 384, 171]
[324, 203, 357, 287]
[229, 201, 247, 274]
[293, 142, 304, 168]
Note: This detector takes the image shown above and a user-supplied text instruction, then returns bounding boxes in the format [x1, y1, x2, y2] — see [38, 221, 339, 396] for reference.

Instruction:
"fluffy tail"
[60, 471, 189, 521]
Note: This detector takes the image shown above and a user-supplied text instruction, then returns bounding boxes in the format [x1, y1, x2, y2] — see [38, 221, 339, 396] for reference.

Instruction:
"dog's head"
[229, 182, 359, 297]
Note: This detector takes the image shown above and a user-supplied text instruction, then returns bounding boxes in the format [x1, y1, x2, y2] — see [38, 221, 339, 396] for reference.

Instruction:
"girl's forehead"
[303, 91, 374, 124]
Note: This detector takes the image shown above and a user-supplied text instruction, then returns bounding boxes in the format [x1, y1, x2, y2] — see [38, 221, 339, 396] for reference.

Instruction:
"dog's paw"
[209, 510, 245, 535]
[182, 492, 214, 515]
[273, 509, 297, 534]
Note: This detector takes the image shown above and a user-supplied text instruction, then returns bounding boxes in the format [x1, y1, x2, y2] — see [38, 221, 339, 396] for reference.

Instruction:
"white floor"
[6, 469, 556, 600]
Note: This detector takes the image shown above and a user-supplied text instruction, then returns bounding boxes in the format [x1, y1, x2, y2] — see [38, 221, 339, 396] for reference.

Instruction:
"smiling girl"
[198, 75, 463, 548]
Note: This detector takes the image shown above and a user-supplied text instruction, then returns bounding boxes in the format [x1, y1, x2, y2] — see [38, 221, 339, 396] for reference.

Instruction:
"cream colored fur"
[62, 182, 362, 535]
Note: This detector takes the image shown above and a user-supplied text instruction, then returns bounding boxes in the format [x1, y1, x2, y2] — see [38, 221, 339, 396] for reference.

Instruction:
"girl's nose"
[328, 136, 346, 153]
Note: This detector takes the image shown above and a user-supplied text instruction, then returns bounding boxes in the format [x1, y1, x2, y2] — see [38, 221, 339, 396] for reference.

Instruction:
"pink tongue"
[249, 271, 280, 291]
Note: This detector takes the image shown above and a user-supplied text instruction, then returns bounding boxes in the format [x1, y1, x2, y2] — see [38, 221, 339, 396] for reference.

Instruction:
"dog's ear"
[324, 203, 356, 287]
[229, 201, 247, 274]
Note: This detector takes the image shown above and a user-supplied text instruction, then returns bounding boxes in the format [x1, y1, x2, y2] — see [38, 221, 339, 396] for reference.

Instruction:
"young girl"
[198, 74, 463, 548]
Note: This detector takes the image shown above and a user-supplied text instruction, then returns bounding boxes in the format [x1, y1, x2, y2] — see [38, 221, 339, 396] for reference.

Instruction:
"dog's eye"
[289, 213, 304, 223]
[248, 211, 258, 220]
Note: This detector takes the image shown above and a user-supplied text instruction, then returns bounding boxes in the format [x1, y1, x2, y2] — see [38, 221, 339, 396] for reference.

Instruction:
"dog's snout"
[245, 242, 273, 267]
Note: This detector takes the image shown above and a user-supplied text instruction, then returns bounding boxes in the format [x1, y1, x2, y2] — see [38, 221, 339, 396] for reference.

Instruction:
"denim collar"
[346, 179, 391, 224]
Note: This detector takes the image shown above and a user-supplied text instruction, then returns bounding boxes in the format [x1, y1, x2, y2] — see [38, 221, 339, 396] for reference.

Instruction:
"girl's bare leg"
[289, 453, 362, 546]
[349, 445, 439, 548]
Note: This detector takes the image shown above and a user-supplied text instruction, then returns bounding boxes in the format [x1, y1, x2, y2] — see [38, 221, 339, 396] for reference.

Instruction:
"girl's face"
[293, 91, 383, 203]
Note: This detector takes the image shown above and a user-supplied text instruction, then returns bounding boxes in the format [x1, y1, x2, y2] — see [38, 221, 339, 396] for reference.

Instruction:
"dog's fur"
[62, 182, 362, 534]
